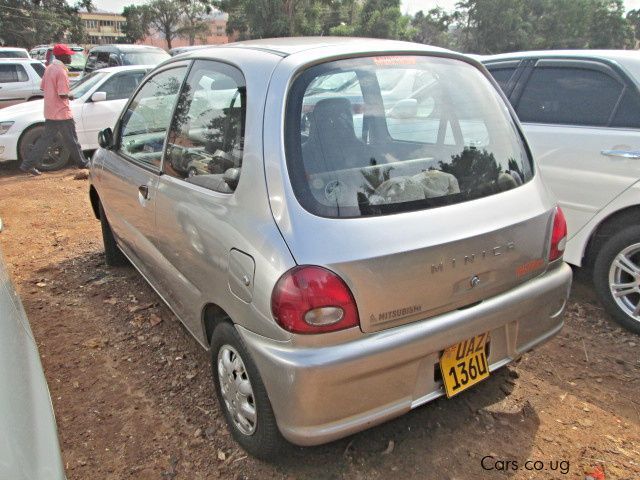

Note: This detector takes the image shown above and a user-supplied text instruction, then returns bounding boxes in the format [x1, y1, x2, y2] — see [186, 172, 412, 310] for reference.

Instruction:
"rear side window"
[487, 67, 516, 92]
[31, 62, 45, 77]
[517, 67, 623, 126]
[611, 89, 640, 129]
[99, 71, 145, 100]
[164, 60, 245, 193]
[285, 56, 532, 218]
[0, 64, 27, 83]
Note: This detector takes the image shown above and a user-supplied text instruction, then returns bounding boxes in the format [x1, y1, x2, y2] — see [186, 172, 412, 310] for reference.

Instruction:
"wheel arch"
[16, 122, 44, 161]
[202, 303, 233, 348]
[89, 185, 100, 220]
[583, 205, 640, 267]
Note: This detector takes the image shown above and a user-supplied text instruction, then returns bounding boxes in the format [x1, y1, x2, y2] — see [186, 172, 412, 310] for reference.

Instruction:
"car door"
[0, 64, 30, 108]
[98, 63, 189, 279]
[511, 59, 640, 241]
[80, 70, 147, 148]
[153, 59, 247, 339]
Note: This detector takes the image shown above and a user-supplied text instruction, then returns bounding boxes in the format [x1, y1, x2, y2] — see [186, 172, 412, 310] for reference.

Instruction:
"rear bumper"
[239, 262, 572, 446]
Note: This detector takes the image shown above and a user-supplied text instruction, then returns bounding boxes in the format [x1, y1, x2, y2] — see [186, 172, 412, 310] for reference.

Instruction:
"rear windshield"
[123, 51, 170, 66]
[0, 50, 28, 58]
[285, 55, 533, 218]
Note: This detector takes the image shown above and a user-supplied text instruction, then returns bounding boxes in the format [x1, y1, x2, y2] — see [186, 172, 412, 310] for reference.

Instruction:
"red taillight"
[271, 266, 360, 334]
[549, 206, 567, 261]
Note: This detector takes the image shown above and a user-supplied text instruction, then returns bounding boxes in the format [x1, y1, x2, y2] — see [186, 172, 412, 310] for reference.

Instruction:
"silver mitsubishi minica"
[88, 37, 572, 458]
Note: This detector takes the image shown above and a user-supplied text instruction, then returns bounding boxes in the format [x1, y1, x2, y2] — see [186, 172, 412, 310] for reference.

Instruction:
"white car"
[0, 245, 65, 479]
[483, 50, 640, 334]
[0, 65, 151, 170]
[0, 59, 46, 108]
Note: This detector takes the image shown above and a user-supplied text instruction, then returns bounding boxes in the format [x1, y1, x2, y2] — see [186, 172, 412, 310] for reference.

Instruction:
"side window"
[86, 52, 97, 70]
[0, 65, 18, 83]
[487, 67, 516, 93]
[15, 65, 28, 82]
[164, 60, 246, 193]
[611, 88, 640, 129]
[31, 62, 45, 78]
[108, 53, 120, 67]
[118, 66, 187, 169]
[96, 52, 110, 70]
[516, 66, 623, 126]
[98, 71, 145, 101]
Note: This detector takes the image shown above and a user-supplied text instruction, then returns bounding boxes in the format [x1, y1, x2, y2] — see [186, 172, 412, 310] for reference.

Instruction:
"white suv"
[483, 50, 640, 334]
[0, 59, 45, 108]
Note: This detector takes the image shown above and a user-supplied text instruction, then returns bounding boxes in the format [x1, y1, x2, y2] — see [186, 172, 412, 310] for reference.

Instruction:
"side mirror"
[223, 168, 240, 190]
[91, 91, 107, 103]
[98, 127, 113, 149]
[388, 98, 418, 119]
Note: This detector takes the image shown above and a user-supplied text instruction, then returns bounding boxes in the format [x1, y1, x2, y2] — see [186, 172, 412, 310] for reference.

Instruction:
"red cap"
[52, 44, 74, 56]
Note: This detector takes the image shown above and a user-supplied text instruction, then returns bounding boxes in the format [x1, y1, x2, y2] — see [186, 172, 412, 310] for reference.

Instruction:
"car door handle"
[138, 185, 149, 199]
[601, 149, 640, 159]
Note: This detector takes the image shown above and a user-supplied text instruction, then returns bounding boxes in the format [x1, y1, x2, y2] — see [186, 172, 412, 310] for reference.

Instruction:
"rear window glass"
[285, 56, 533, 218]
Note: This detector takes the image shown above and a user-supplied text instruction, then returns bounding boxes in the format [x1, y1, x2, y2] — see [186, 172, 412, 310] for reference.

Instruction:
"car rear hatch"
[270, 52, 558, 333]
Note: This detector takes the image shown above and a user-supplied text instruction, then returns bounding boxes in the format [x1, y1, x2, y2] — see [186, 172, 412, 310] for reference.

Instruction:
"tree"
[357, 0, 412, 40]
[178, 1, 212, 45]
[411, 8, 453, 47]
[122, 4, 151, 43]
[628, 8, 640, 46]
[0, 0, 87, 47]
[146, 0, 183, 49]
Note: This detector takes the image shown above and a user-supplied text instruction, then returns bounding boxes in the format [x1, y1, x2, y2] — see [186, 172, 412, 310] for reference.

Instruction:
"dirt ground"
[0, 165, 638, 480]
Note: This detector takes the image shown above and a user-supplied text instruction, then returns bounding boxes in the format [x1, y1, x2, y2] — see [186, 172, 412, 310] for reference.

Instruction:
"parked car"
[28, 45, 85, 83]
[0, 59, 46, 108]
[0, 245, 65, 479]
[0, 65, 150, 170]
[0, 47, 30, 59]
[482, 50, 640, 334]
[89, 38, 572, 458]
[84, 45, 170, 75]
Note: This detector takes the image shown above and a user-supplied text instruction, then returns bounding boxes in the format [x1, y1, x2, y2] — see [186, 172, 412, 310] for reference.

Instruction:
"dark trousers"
[21, 119, 86, 170]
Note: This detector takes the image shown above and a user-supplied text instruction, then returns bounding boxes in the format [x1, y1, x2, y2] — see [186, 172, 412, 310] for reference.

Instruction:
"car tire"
[98, 202, 128, 267]
[593, 226, 640, 334]
[18, 125, 70, 171]
[210, 322, 286, 459]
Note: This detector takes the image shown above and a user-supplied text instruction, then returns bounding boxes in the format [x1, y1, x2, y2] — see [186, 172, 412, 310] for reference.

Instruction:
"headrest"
[309, 97, 355, 140]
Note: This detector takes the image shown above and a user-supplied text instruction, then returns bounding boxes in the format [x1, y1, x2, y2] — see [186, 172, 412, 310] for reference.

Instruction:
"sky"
[93, 0, 640, 16]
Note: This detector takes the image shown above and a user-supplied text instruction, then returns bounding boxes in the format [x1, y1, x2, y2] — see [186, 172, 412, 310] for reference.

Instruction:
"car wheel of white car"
[19, 125, 70, 171]
[210, 322, 286, 459]
[593, 226, 640, 334]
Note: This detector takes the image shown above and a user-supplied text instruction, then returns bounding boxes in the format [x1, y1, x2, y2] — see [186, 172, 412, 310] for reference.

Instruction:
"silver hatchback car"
[88, 37, 572, 458]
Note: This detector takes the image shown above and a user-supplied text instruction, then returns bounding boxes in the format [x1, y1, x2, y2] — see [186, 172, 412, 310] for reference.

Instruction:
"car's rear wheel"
[210, 322, 286, 459]
[19, 125, 70, 171]
[98, 202, 128, 267]
[593, 226, 640, 334]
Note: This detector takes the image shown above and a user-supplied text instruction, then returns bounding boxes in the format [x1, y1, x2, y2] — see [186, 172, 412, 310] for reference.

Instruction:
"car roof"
[212, 36, 452, 57]
[89, 44, 165, 52]
[94, 65, 155, 74]
[0, 58, 40, 62]
[481, 49, 640, 64]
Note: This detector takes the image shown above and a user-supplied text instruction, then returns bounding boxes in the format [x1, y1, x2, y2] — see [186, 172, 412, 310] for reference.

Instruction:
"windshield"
[122, 51, 170, 66]
[71, 72, 106, 98]
[285, 55, 533, 218]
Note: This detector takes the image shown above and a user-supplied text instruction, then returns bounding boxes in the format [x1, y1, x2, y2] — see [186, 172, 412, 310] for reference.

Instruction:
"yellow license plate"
[440, 333, 489, 398]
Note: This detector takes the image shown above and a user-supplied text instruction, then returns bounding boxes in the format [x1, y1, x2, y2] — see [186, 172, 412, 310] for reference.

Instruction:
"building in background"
[142, 11, 230, 50]
[80, 10, 126, 47]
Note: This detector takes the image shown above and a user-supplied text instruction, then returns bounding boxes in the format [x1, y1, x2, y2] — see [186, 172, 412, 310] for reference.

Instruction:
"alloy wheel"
[608, 242, 640, 323]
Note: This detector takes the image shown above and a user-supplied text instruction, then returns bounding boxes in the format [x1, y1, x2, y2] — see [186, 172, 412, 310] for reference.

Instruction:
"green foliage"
[0, 0, 87, 47]
[146, 0, 183, 49]
[122, 4, 151, 44]
[411, 8, 454, 47]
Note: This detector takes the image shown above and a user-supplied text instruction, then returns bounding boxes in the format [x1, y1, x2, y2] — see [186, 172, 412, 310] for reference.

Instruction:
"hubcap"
[609, 243, 640, 323]
[217, 345, 257, 435]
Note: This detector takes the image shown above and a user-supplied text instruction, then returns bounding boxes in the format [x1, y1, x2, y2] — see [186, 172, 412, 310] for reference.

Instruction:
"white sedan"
[0, 65, 151, 170]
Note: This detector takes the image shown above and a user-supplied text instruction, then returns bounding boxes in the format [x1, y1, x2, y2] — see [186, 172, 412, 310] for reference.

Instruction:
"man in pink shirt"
[19, 43, 87, 175]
